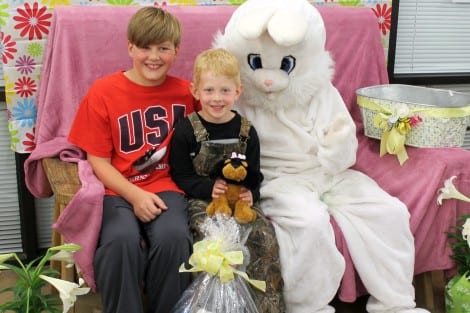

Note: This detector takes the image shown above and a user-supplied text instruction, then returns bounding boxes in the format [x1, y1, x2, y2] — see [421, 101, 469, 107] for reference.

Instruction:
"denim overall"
[186, 112, 286, 312]
[189, 111, 250, 177]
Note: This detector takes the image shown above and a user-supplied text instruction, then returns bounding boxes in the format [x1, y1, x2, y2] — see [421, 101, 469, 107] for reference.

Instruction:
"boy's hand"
[212, 178, 228, 198]
[239, 187, 253, 206]
[131, 189, 168, 223]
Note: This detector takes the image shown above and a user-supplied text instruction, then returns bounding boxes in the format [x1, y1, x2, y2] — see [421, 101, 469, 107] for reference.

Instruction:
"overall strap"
[239, 116, 251, 153]
[188, 112, 209, 142]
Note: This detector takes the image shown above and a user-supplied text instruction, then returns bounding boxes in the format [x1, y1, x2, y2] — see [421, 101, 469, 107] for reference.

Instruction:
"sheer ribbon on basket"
[179, 237, 266, 292]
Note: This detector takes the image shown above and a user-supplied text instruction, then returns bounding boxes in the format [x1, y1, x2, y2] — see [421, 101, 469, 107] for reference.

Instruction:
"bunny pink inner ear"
[231, 152, 238, 158]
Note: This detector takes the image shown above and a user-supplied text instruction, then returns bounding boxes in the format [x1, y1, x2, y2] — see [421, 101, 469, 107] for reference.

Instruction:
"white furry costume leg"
[261, 170, 418, 313]
[261, 176, 344, 313]
[325, 170, 418, 312]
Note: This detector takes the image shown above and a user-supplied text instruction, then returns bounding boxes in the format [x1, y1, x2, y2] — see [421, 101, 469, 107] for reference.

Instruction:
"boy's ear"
[127, 41, 134, 56]
[174, 46, 180, 57]
[236, 84, 244, 98]
[189, 82, 200, 100]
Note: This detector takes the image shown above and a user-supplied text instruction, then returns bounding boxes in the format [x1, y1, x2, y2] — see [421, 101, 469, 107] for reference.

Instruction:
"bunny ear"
[236, 6, 276, 40]
[231, 152, 238, 159]
[268, 9, 308, 47]
[238, 154, 247, 160]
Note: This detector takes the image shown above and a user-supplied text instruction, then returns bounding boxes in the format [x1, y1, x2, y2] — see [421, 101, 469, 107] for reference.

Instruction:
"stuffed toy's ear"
[243, 164, 263, 190]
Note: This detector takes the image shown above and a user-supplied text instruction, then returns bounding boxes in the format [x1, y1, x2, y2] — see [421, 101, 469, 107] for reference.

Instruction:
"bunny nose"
[264, 80, 273, 87]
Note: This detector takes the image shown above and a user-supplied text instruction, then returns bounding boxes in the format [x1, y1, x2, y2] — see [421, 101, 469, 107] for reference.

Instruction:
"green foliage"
[106, 0, 136, 6]
[448, 214, 470, 277]
[338, 0, 363, 7]
[0, 253, 61, 313]
[0, 244, 81, 313]
[229, 0, 246, 5]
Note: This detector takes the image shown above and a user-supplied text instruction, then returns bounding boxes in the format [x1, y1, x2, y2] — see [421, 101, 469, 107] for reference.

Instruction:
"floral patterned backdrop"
[0, 0, 391, 153]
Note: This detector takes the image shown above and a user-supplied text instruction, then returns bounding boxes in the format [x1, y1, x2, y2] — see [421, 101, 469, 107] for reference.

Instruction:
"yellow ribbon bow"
[179, 239, 266, 292]
[373, 113, 411, 165]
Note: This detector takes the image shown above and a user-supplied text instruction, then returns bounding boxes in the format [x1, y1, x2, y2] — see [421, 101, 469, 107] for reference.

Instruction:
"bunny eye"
[248, 53, 262, 70]
[280, 55, 296, 74]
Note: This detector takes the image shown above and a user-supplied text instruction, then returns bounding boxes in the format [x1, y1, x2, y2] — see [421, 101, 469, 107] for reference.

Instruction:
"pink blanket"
[24, 4, 470, 301]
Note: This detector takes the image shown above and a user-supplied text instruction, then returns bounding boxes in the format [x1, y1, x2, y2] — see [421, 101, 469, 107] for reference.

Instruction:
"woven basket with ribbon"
[357, 84, 470, 165]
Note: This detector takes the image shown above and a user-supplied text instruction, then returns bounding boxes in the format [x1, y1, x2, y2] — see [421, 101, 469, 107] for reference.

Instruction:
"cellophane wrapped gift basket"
[172, 214, 266, 313]
[356, 84, 470, 165]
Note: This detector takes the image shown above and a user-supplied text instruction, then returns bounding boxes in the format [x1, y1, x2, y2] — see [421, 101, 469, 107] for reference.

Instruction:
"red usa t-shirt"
[68, 71, 197, 195]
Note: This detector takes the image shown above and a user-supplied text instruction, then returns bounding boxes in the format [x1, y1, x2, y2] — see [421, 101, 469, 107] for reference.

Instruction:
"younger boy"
[68, 7, 196, 313]
[169, 48, 285, 312]
[170, 48, 261, 205]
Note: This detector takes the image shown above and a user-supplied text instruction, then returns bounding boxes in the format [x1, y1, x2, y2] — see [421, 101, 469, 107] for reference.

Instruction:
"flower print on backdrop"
[12, 97, 37, 129]
[1, 33, 17, 64]
[1, 0, 392, 153]
[13, 2, 52, 40]
[372, 2, 392, 36]
[16, 55, 36, 75]
[14, 76, 36, 97]
[3, 1, 51, 153]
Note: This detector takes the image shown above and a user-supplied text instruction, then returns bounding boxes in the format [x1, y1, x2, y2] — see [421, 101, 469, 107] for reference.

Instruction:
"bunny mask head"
[214, 0, 334, 113]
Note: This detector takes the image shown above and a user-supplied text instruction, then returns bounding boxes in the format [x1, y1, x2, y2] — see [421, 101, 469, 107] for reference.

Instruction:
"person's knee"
[94, 230, 146, 284]
[165, 226, 192, 247]
[99, 227, 143, 254]
[148, 225, 192, 256]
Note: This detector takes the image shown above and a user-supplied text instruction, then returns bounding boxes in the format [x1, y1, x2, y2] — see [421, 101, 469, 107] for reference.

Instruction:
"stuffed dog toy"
[206, 152, 258, 224]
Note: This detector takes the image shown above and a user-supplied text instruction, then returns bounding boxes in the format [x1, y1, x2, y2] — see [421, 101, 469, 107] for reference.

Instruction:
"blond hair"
[127, 7, 182, 48]
[192, 48, 241, 87]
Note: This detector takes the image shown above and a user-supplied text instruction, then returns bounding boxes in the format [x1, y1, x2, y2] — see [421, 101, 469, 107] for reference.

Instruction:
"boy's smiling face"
[126, 41, 178, 87]
[190, 71, 243, 124]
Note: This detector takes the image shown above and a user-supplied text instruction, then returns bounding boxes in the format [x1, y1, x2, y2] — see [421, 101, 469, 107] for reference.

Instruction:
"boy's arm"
[169, 120, 214, 200]
[87, 154, 167, 223]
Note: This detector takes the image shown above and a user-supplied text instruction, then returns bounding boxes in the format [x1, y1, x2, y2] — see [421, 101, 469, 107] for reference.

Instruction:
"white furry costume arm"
[314, 84, 358, 174]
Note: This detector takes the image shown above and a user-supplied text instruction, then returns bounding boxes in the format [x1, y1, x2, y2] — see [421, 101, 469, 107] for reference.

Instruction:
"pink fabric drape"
[24, 5, 470, 301]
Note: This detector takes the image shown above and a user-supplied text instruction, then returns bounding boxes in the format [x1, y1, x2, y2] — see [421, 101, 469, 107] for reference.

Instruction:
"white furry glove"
[317, 113, 357, 173]
[319, 113, 352, 147]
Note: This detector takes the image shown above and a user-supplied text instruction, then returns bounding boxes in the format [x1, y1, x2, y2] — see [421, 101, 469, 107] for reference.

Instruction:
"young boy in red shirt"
[68, 7, 197, 313]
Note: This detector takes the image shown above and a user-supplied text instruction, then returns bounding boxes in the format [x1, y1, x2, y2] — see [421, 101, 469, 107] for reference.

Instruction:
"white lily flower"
[462, 218, 470, 248]
[396, 104, 411, 119]
[389, 104, 410, 123]
[49, 243, 82, 252]
[49, 250, 76, 268]
[0, 253, 15, 271]
[0, 253, 15, 264]
[39, 275, 90, 313]
[437, 176, 470, 205]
